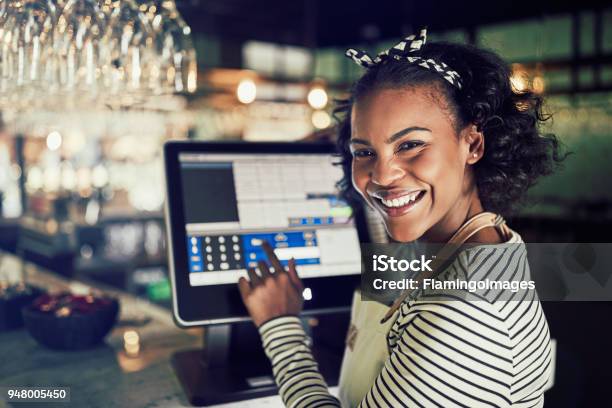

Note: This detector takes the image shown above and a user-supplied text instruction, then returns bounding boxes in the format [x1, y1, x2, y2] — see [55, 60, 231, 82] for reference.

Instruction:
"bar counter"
[0, 252, 201, 407]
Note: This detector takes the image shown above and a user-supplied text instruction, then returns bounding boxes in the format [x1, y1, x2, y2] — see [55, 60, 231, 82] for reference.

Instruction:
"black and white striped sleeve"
[259, 316, 341, 408]
[259, 299, 515, 408]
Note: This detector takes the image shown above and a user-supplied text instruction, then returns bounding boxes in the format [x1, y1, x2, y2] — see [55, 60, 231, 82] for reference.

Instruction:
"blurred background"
[0, 1, 610, 405]
[2, 0, 610, 298]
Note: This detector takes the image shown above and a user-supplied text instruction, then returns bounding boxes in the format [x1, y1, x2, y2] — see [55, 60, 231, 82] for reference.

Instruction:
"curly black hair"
[334, 41, 565, 216]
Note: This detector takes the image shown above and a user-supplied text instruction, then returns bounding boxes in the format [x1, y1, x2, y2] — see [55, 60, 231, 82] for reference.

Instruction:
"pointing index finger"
[261, 240, 285, 274]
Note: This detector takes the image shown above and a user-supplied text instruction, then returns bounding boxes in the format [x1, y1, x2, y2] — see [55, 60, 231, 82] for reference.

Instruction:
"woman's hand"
[238, 241, 304, 327]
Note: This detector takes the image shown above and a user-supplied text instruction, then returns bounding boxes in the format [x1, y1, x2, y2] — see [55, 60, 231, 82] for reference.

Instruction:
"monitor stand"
[171, 320, 343, 406]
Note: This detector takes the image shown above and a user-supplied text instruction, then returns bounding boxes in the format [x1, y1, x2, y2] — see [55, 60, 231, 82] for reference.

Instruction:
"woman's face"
[350, 86, 480, 242]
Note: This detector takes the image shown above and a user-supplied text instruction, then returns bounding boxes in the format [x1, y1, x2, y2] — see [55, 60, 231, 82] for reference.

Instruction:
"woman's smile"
[369, 188, 427, 217]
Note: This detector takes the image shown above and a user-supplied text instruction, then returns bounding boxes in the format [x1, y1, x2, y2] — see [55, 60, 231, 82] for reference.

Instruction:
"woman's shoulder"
[389, 227, 532, 333]
[456, 227, 528, 286]
[386, 229, 552, 404]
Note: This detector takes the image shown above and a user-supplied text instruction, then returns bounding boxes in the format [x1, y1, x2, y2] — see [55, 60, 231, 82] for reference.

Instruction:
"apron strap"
[380, 211, 507, 324]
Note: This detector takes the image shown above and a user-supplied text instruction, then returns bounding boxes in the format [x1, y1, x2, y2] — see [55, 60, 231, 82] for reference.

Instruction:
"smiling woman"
[336, 37, 564, 237]
[238, 29, 564, 408]
[349, 87, 480, 243]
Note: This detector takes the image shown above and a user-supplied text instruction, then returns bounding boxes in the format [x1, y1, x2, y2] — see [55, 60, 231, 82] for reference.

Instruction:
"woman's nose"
[370, 157, 405, 187]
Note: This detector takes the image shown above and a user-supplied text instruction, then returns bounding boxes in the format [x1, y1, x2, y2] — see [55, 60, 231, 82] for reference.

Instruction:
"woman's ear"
[463, 124, 484, 164]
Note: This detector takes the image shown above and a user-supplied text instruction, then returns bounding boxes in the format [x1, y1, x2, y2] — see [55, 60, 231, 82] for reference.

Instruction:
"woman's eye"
[352, 150, 374, 158]
[397, 141, 424, 152]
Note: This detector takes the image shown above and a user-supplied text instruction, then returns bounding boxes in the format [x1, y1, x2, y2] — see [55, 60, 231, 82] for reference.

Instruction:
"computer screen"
[164, 141, 366, 326]
[179, 152, 362, 286]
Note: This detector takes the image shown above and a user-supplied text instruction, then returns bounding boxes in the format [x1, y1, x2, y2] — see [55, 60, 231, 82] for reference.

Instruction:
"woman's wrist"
[258, 314, 301, 335]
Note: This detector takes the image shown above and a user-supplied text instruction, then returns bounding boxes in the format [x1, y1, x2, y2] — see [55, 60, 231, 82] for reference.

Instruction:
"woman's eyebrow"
[350, 126, 431, 146]
[386, 126, 431, 144]
[349, 138, 370, 146]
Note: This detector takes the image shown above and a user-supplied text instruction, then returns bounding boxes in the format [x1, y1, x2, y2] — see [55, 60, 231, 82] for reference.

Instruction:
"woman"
[238, 29, 562, 407]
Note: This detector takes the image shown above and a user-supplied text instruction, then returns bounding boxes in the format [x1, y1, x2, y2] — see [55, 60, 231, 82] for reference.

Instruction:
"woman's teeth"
[380, 191, 421, 208]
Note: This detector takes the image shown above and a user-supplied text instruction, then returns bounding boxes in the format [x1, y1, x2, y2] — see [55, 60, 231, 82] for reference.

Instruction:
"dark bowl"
[22, 293, 120, 351]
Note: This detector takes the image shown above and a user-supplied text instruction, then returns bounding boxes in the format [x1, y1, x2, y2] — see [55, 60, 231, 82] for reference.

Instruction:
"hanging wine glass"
[52, 0, 106, 107]
[41, 0, 67, 99]
[98, 0, 157, 107]
[0, 1, 9, 27]
[141, 0, 197, 94]
[0, 0, 57, 110]
[0, 0, 197, 112]
[0, 1, 20, 101]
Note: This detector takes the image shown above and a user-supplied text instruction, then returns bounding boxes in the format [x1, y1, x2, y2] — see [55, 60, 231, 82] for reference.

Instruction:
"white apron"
[337, 290, 396, 407]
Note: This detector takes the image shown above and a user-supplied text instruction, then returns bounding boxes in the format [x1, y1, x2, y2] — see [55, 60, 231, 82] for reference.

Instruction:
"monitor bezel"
[164, 140, 370, 327]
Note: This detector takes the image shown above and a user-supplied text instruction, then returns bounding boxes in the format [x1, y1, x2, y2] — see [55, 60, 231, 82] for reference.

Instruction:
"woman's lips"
[372, 190, 426, 217]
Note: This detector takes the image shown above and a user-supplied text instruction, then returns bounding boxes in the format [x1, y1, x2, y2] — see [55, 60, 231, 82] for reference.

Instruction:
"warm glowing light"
[124, 330, 139, 344]
[61, 164, 77, 190]
[43, 167, 61, 192]
[533, 76, 545, 94]
[123, 330, 141, 357]
[510, 64, 528, 92]
[27, 166, 43, 191]
[237, 79, 257, 104]
[307, 87, 328, 109]
[311, 110, 331, 129]
[46, 131, 62, 151]
[76, 168, 92, 191]
[45, 219, 58, 234]
[510, 74, 527, 92]
[187, 61, 197, 93]
[92, 164, 109, 188]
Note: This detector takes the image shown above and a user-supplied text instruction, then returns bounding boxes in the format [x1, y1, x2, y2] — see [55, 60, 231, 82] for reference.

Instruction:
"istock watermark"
[371, 277, 535, 292]
[359, 242, 612, 304]
[372, 254, 433, 272]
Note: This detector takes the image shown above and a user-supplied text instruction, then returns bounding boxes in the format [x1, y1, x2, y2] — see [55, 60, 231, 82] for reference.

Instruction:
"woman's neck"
[420, 190, 504, 244]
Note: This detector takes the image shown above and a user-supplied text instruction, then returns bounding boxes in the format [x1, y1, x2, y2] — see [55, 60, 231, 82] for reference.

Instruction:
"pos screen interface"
[164, 141, 366, 327]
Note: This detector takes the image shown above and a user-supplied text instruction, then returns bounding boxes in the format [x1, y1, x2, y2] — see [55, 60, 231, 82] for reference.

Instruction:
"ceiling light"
[307, 87, 328, 109]
[312, 110, 331, 129]
[237, 79, 257, 104]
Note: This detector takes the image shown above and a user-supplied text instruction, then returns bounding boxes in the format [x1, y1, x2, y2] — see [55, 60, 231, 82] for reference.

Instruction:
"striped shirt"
[258, 231, 553, 407]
